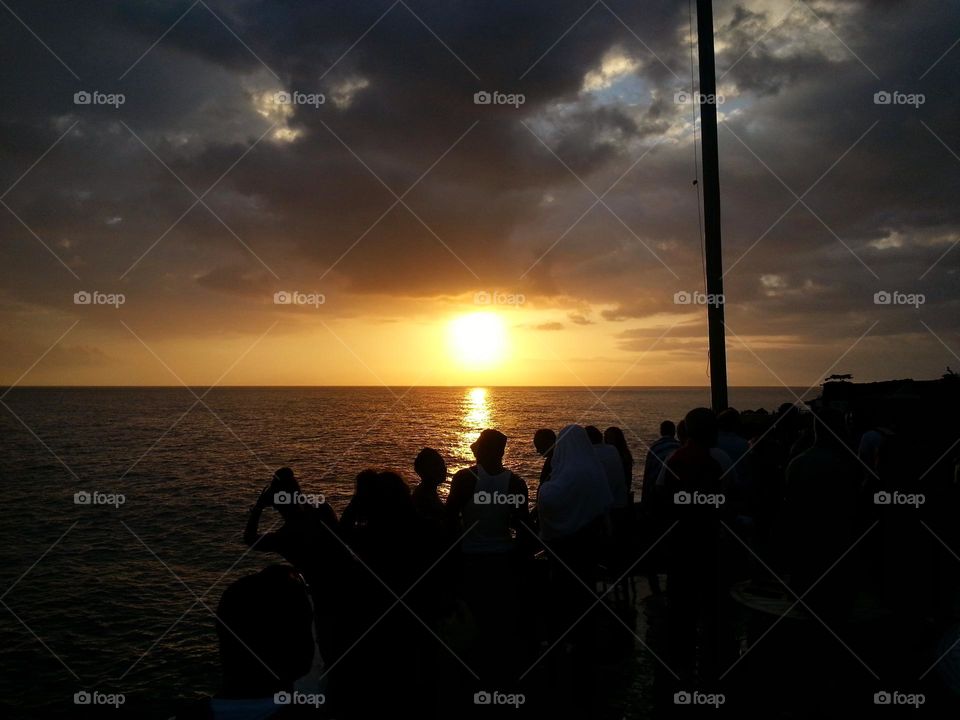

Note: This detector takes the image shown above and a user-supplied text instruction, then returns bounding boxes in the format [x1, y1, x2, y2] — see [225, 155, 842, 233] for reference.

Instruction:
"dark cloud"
[0, 0, 958, 382]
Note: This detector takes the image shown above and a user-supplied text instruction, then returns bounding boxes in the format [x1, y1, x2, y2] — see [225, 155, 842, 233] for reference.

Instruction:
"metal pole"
[696, 0, 729, 412]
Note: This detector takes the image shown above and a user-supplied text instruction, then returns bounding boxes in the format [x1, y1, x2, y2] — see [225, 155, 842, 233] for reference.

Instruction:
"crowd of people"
[174, 402, 960, 719]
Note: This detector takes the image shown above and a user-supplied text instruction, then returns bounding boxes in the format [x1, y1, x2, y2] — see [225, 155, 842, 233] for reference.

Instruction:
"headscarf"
[538, 424, 613, 540]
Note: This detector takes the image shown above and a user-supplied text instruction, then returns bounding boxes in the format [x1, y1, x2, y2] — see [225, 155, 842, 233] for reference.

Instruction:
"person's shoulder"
[449, 467, 478, 493]
[508, 471, 528, 492]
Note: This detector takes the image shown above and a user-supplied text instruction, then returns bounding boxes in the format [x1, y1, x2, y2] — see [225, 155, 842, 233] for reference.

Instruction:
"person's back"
[664, 411, 724, 571]
[445, 430, 531, 684]
[411, 447, 447, 529]
[534, 428, 556, 484]
[459, 466, 523, 553]
[173, 565, 317, 720]
[643, 422, 680, 503]
[538, 425, 613, 541]
[784, 443, 859, 586]
[595, 443, 628, 508]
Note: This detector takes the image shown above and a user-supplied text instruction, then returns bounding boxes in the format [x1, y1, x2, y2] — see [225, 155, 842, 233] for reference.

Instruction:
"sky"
[0, 0, 958, 388]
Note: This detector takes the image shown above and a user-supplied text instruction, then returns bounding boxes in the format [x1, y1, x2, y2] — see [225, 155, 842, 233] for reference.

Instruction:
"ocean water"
[0, 386, 800, 717]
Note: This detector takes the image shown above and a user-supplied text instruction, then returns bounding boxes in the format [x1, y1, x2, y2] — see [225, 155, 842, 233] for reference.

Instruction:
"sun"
[449, 312, 508, 368]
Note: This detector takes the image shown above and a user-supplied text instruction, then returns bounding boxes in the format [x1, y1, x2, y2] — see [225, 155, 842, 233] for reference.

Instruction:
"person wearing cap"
[445, 428, 533, 682]
[446, 429, 531, 554]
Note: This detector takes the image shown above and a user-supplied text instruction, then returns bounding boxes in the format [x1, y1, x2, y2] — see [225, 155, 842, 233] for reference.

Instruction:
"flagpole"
[696, 0, 729, 412]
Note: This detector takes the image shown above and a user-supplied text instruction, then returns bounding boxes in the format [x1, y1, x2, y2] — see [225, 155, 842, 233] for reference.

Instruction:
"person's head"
[552, 424, 596, 474]
[584, 425, 603, 444]
[369, 470, 412, 519]
[414, 448, 446, 487]
[533, 428, 557, 457]
[269, 467, 302, 520]
[684, 407, 718, 448]
[216, 565, 313, 697]
[603, 426, 631, 460]
[471, 429, 508, 473]
[659, 420, 676, 439]
[717, 408, 741, 434]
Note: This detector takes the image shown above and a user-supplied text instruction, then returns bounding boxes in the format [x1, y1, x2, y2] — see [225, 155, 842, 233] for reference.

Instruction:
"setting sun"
[448, 312, 508, 368]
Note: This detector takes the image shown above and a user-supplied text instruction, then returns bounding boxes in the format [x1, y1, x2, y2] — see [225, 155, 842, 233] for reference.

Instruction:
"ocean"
[0, 386, 801, 717]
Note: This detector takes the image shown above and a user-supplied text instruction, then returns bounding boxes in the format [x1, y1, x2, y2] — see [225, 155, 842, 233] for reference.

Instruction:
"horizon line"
[0, 384, 810, 389]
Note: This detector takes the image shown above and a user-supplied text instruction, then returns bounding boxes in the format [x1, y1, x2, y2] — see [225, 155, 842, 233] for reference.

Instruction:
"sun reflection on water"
[455, 387, 490, 465]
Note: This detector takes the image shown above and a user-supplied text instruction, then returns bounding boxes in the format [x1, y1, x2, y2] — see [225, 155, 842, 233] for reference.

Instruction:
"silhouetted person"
[584, 425, 603, 443]
[587, 425, 628, 509]
[604, 426, 634, 496]
[412, 447, 447, 528]
[644, 421, 679, 503]
[446, 429, 532, 684]
[174, 565, 316, 719]
[717, 407, 751, 498]
[664, 408, 725, 686]
[642, 421, 680, 596]
[244, 468, 342, 666]
[336, 470, 428, 718]
[534, 428, 557, 484]
[782, 408, 860, 620]
[537, 424, 614, 715]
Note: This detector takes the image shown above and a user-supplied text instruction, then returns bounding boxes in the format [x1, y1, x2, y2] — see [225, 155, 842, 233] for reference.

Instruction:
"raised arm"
[243, 484, 274, 547]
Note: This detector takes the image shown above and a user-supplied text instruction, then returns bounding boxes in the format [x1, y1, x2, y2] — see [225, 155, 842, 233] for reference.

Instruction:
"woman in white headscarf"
[538, 424, 614, 541]
[536, 424, 614, 683]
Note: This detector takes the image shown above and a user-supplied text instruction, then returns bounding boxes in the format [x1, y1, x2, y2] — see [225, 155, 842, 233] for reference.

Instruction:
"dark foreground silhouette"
[171, 390, 960, 719]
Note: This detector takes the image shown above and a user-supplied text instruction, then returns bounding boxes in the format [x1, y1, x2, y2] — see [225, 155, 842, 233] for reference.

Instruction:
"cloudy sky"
[1, 0, 957, 387]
